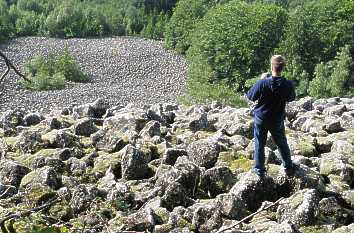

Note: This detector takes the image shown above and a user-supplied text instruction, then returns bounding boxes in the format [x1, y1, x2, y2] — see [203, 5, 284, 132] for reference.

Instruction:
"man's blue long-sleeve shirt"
[247, 76, 295, 124]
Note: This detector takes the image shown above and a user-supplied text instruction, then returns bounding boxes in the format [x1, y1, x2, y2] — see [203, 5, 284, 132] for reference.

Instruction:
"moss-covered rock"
[23, 184, 56, 209]
[277, 189, 320, 227]
[332, 223, 354, 233]
[217, 150, 253, 173]
[48, 201, 74, 221]
[4, 137, 18, 152]
[154, 207, 170, 224]
[92, 151, 121, 178]
[154, 224, 174, 233]
[300, 225, 331, 233]
[20, 166, 62, 190]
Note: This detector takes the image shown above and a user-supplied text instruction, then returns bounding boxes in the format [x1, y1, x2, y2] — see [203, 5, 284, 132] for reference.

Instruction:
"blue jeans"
[253, 118, 293, 175]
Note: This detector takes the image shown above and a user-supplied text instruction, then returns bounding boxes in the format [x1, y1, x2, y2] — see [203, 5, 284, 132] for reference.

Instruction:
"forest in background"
[0, 0, 353, 106]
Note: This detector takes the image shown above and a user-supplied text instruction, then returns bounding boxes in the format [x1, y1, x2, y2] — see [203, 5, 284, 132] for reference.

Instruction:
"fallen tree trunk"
[0, 50, 31, 86]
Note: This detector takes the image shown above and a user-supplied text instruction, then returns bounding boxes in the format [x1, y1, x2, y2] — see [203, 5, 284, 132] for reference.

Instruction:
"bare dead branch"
[216, 197, 285, 233]
[0, 196, 59, 233]
[0, 50, 32, 86]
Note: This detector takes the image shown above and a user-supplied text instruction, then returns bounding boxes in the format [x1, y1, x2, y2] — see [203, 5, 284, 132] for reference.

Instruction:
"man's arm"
[247, 81, 262, 101]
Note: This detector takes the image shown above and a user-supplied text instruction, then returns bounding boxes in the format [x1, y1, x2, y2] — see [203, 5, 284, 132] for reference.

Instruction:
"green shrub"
[0, 0, 14, 42]
[142, 12, 168, 40]
[56, 49, 88, 82]
[17, 0, 59, 15]
[278, 0, 354, 96]
[23, 72, 65, 91]
[80, 5, 109, 37]
[45, 0, 83, 38]
[23, 49, 88, 91]
[164, 0, 223, 54]
[179, 57, 248, 107]
[309, 45, 354, 98]
[100, 2, 126, 36]
[186, 0, 287, 105]
[15, 10, 45, 36]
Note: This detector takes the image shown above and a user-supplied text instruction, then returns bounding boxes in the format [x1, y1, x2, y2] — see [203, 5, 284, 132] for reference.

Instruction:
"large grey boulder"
[267, 164, 324, 196]
[70, 184, 100, 214]
[66, 157, 87, 176]
[0, 160, 30, 187]
[16, 130, 42, 154]
[91, 129, 128, 153]
[161, 182, 194, 211]
[73, 118, 99, 136]
[186, 139, 222, 169]
[139, 120, 161, 139]
[332, 223, 354, 233]
[319, 153, 354, 184]
[121, 145, 150, 180]
[155, 161, 201, 198]
[276, 189, 320, 226]
[331, 140, 354, 158]
[23, 112, 43, 126]
[230, 171, 277, 211]
[31, 156, 66, 174]
[199, 166, 236, 197]
[103, 106, 148, 133]
[264, 222, 298, 233]
[72, 98, 109, 119]
[162, 148, 188, 165]
[323, 104, 347, 116]
[213, 193, 249, 219]
[318, 197, 354, 225]
[42, 129, 79, 148]
[191, 203, 223, 232]
[108, 206, 155, 232]
[20, 166, 62, 190]
[0, 109, 25, 135]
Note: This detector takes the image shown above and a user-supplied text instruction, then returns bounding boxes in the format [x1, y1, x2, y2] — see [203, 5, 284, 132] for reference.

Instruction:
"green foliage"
[14, 10, 45, 36]
[309, 45, 354, 98]
[186, 0, 287, 105]
[56, 49, 88, 82]
[0, 0, 14, 42]
[17, 0, 59, 15]
[23, 49, 88, 91]
[164, 0, 218, 53]
[179, 57, 248, 107]
[142, 12, 168, 40]
[111, 196, 131, 212]
[278, 0, 354, 96]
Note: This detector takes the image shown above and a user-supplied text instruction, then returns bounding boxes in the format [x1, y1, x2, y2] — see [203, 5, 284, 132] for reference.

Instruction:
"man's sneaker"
[284, 163, 299, 177]
[251, 167, 266, 178]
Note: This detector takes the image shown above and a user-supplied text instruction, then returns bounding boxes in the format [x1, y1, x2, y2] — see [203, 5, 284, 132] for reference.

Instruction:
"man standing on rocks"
[246, 55, 296, 177]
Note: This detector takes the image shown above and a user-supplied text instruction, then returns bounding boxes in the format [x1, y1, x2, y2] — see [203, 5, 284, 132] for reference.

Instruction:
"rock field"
[0, 37, 186, 113]
[0, 96, 354, 233]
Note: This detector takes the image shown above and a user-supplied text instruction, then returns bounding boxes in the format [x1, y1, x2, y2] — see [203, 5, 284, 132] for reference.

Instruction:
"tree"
[278, 0, 354, 96]
[164, 0, 226, 54]
[0, 0, 14, 42]
[188, 1, 287, 92]
[309, 45, 353, 98]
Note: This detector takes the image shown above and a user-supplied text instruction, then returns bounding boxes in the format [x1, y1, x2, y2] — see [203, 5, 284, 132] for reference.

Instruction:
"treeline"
[166, 0, 354, 105]
[1, 0, 353, 103]
[0, 0, 177, 40]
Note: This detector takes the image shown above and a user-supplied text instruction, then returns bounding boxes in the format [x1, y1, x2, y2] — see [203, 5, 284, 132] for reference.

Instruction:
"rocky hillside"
[0, 37, 186, 112]
[0, 97, 353, 233]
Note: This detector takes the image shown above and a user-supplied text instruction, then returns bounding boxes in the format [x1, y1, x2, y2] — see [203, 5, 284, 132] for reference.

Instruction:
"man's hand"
[260, 72, 270, 79]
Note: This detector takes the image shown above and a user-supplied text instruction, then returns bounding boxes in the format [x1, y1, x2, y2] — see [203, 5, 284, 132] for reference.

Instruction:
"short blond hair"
[271, 55, 286, 72]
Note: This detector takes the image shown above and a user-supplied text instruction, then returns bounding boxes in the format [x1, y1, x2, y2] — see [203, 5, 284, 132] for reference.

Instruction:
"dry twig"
[216, 197, 285, 233]
[0, 50, 31, 87]
[0, 196, 60, 233]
